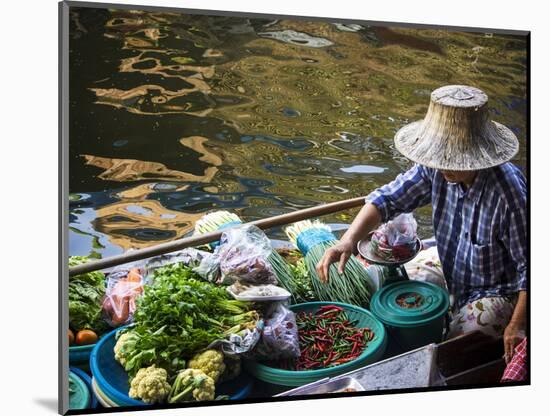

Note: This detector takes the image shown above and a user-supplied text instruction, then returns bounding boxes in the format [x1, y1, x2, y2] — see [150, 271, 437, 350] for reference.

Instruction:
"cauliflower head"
[187, 349, 226, 383]
[219, 354, 241, 383]
[129, 365, 171, 404]
[114, 331, 140, 368]
[168, 368, 215, 403]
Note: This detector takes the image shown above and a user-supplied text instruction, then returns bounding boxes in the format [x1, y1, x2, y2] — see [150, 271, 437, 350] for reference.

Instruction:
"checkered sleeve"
[365, 164, 433, 222]
[500, 175, 527, 292]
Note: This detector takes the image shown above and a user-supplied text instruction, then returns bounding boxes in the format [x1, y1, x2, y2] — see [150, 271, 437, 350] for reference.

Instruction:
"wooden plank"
[445, 358, 506, 386]
[437, 331, 504, 377]
[69, 196, 366, 276]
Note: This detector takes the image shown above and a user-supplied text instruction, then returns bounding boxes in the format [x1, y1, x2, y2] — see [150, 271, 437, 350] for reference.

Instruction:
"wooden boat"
[67, 196, 511, 388]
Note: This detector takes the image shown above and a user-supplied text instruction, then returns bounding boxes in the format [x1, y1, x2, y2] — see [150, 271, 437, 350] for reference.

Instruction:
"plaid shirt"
[365, 162, 527, 308]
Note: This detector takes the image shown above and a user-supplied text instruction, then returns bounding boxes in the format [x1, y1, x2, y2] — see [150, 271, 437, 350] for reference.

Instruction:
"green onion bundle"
[193, 211, 302, 302]
[285, 220, 375, 307]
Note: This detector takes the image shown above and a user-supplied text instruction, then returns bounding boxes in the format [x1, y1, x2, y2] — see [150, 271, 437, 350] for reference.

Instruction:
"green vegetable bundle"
[68, 256, 106, 333]
[287, 258, 317, 302]
[285, 220, 375, 307]
[118, 263, 259, 378]
[193, 211, 299, 301]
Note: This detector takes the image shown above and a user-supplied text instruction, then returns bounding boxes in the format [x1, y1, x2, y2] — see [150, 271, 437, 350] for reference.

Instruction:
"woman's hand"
[315, 239, 355, 283]
[503, 321, 525, 364]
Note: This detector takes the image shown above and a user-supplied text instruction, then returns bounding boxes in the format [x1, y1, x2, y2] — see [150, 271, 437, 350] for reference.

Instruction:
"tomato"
[68, 329, 75, 346]
[75, 329, 98, 345]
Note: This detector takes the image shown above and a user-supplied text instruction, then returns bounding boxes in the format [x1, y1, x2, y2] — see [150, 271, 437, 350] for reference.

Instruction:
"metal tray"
[226, 285, 291, 302]
[276, 377, 365, 396]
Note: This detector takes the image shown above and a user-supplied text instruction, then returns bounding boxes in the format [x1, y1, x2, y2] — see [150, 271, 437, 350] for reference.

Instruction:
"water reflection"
[69, 7, 527, 257]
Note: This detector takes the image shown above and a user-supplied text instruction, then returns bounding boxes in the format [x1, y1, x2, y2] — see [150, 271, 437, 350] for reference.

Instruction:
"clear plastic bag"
[145, 248, 211, 272]
[193, 251, 222, 283]
[374, 213, 418, 246]
[102, 263, 145, 327]
[371, 213, 418, 261]
[208, 319, 265, 355]
[251, 302, 300, 360]
[217, 224, 277, 285]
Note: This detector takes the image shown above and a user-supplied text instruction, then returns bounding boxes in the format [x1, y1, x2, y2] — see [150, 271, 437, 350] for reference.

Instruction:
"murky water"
[68, 7, 527, 258]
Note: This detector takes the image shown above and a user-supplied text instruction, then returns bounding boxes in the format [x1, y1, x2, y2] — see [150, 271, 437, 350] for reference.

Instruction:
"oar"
[68, 196, 366, 276]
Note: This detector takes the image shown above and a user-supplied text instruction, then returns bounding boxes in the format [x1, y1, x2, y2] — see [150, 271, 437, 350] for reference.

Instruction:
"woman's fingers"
[316, 248, 337, 283]
[338, 251, 351, 274]
[503, 334, 520, 364]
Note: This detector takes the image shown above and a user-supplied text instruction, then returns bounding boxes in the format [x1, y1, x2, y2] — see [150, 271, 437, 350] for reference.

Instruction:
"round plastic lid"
[69, 371, 91, 410]
[370, 281, 449, 327]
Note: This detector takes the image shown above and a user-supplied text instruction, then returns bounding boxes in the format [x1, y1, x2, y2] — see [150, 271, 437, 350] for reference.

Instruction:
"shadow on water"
[68, 7, 527, 257]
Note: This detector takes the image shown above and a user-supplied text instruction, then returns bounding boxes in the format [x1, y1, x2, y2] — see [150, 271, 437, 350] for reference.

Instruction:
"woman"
[316, 85, 527, 363]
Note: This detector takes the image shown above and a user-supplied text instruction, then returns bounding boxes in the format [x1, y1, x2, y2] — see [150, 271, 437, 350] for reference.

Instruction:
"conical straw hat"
[394, 85, 519, 171]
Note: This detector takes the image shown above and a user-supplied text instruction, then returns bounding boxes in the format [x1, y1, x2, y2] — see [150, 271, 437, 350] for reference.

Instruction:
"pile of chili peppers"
[279, 305, 375, 370]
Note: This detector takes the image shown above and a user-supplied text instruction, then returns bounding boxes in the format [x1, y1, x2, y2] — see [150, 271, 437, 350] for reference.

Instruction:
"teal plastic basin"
[244, 301, 387, 387]
[69, 370, 91, 410]
[69, 343, 95, 367]
[370, 281, 449, 351]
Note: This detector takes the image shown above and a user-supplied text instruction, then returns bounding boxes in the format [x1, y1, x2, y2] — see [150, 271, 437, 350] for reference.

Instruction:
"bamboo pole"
[68, 196, 366, 276]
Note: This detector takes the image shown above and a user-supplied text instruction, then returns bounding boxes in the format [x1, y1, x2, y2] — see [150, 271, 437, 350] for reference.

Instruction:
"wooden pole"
[69, 196, 366, 276]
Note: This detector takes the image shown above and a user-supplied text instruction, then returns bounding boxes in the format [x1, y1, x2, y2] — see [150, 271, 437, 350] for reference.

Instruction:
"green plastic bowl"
[244, 302, 387, 387]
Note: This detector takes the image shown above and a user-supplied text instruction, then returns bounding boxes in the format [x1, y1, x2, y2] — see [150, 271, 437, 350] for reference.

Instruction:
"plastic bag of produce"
[374, 213, 418, 246]
[217, 224, 277, 285]
[209, 319, 265, 355]
[193, 251, 222, 284]
[371, 213, 418, 261]
[102, 263, 145, 327]
[251, 302, 300, 360]
[145, 248, 211, 275]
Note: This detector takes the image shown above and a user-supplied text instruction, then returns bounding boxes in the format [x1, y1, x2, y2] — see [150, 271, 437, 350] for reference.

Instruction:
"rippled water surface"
[68, 7, 527, 258]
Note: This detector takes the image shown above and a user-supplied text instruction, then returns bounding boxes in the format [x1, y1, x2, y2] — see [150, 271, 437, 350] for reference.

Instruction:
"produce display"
[112, 263, 260, 403]
[276, 305, 376, 370]
[285, 220, 375, 307]
[74, 214, 397, 407]
[68, 256, 108, 344]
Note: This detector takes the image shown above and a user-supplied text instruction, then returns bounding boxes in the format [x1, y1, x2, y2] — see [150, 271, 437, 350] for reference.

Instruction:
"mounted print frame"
[59, 1, 529, 414]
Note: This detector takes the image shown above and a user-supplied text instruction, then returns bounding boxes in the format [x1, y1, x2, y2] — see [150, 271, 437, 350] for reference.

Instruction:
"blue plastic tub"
[90, 327, 254, 407]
